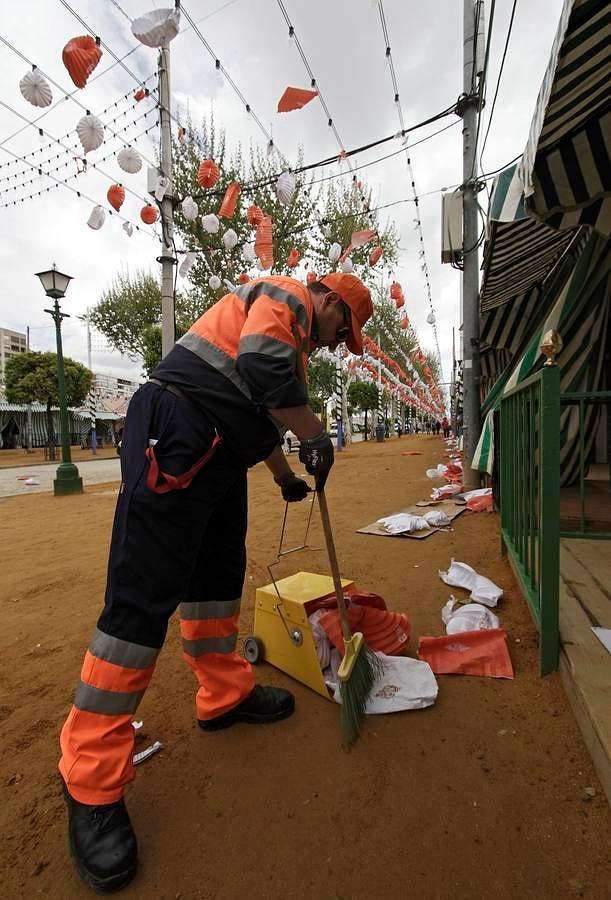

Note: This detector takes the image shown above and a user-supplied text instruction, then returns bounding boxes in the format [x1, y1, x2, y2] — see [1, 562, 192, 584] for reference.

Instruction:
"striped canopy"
[473, 232, 610, 477]
[518, 0, 611, 234]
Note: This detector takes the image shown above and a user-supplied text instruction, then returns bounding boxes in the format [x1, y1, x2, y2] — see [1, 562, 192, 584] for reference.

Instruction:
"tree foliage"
[5, 351, 92, 407]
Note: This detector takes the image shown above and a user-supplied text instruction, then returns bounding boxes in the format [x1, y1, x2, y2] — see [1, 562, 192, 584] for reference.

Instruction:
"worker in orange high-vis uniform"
[58, 272, 373, 892]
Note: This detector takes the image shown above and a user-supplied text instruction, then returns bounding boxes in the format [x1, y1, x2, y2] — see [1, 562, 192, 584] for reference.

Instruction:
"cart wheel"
[243, 636, 264, 664]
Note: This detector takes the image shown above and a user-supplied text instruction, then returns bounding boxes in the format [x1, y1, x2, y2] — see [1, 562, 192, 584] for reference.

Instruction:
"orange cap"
[319, 273, 373, 355]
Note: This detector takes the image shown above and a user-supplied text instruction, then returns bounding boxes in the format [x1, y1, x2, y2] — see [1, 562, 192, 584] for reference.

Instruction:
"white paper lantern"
[426, 311, 436, 325]
[179, 251, 197, 278]
[19, 69, 52, 108]
[154, 175, 169, 201]
[77, 114, 104, 154]
[117, 146, 142, 174]
[87, 205, 106, 230]
[202, 213, 220, 234]
[242, 242, 256, 263]
[341, 257, 354, 273]
[122, 222, 133, 237]
[329, 242, 342, 263]
[181, 196, 198, 221]
[208, 275, 222, 290]
[131, 8, 181, 48]
[222, 228, 238, 250]
[275, 171, 296, 206]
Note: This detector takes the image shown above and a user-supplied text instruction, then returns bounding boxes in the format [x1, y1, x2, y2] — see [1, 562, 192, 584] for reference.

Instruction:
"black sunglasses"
[336, 302, 351, 340]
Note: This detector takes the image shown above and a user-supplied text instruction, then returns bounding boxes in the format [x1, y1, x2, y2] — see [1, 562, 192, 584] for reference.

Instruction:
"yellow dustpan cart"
[244, 571, 353, 700]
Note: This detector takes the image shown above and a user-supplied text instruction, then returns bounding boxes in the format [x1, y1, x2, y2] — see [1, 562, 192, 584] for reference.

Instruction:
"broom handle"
[317, 488, 352, 643]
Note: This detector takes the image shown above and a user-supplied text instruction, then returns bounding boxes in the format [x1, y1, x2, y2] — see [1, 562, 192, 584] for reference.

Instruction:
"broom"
[317, 481, 381, 745]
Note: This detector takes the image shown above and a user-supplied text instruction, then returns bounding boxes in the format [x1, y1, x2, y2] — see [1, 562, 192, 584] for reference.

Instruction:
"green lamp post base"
[54, 462, 83, 496]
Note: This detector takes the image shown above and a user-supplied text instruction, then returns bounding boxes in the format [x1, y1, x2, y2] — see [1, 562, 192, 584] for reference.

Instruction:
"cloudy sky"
[0, 0, 565, 385]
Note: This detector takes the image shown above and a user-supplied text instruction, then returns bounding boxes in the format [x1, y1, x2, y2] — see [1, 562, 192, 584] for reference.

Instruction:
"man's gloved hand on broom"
[274, 471, 312, 502]
[299, 432, 335, 491]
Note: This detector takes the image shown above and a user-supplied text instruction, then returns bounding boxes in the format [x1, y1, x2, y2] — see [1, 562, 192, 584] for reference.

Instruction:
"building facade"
[0, 327, 27, 395]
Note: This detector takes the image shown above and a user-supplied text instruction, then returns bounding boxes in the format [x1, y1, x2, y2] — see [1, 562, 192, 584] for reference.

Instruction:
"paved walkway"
[0, 457, 121, 498]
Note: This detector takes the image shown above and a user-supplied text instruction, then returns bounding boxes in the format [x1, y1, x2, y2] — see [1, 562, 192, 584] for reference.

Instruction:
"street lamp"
[36, 264, 83, 496]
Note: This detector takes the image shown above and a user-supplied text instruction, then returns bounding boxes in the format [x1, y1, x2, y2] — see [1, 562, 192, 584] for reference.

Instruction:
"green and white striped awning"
[518, 0, 611, 234]
[480, 164, 577, 314]
[473, 232, 610, 477]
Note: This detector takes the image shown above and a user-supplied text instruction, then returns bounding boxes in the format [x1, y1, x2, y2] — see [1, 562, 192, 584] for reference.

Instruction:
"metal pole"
[85, 311, 97, 454]
[45, 300, 82, 495]
[25, 325, 33, 452]
[461, 0, 482, 487]
[158, 47, 175, 359]
[335, 351, 343, 451]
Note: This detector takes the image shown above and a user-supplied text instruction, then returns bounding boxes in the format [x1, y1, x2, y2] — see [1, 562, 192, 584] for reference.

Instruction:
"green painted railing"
[500, 365, 560, 675]
[559, 391, 611, 539]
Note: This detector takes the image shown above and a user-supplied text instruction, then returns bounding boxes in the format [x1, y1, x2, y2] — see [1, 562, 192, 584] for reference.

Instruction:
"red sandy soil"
[1, 434, 609, 899]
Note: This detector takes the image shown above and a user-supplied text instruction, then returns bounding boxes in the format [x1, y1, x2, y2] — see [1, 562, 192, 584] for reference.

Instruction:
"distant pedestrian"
[442, 416, 450, 438]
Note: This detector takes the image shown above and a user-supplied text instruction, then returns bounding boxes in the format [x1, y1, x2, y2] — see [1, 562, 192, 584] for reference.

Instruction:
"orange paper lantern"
[107, 183, 125, 212]
[277, 86, 319, 113]
[255, 216, 274, 270]
[238, 273, 249, 285]
[246, 204, 264, 226]
[369, 246, 383, 266]
[390, 281, 402, 300]
[140, 204, 158, 224]
[287, 248, 300, 268]
[62, 36, 102, 89]
[218, 181, 240, 218]
[197, 159, 220, 189]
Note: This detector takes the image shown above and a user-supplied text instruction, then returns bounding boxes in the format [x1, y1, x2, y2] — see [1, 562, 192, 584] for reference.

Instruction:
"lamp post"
[36, 264, 83, 496]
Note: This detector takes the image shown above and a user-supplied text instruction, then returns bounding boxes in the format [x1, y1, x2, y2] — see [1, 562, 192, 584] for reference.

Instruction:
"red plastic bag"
[467, 494, 493, 512]
[417, 629, 513, 678]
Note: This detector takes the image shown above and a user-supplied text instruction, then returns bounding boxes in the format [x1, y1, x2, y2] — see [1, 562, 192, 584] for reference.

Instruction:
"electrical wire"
[376, 1, 443, 373]
[479, 0, 518, 168]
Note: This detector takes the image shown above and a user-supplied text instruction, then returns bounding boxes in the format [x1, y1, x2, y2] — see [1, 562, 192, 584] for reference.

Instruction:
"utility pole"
[460, 0, 484, 487]
[158, 46, 176, 358]
[79, 310, 97, 454]
[25, 326, 32, 453]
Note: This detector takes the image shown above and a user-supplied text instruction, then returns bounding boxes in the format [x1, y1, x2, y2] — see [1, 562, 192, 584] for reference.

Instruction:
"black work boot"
[198, 684, 295, 731]
[63, 783, 138, 893]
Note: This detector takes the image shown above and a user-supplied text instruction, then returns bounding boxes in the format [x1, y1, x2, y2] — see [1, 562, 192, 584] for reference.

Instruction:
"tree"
[307, 355, 336, 429]
[5, 351, 92, 458]
[347, 380, 379, 440]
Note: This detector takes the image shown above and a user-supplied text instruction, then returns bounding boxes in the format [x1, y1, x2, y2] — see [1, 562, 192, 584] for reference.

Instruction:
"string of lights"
[0, 34, 159, 170]
[0, 99, 155, 206]
[275, 0, 355, 172]
[0, 122, 158, 205]
[0, 93, 157, 187]
[376, 0, 443, 374]
[180, 3, 280, 156]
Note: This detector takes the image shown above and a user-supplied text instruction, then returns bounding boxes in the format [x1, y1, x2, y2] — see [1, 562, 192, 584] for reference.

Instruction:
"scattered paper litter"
[331, 652, 438, 713]
[133, 740, 163, 766]
[24, 478, 40, 485]
[376, 513, 429, 534]
[431, 484, 462, 500]
[438, 559, 503, 607]
[423, 509, 451, 527]
[462, 487, 492, 501]
[591, 627, 611, 655]
[426, 464, 448, 479]
[442, 596, 500, 633]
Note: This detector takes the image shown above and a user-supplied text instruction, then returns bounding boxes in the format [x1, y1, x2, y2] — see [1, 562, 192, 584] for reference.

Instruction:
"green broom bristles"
[339, 643, 383, 746]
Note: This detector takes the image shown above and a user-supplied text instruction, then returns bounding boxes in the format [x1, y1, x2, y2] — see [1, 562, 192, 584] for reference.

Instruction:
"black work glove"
[299, 432, 335, 491]
[274, 472, 312, 502]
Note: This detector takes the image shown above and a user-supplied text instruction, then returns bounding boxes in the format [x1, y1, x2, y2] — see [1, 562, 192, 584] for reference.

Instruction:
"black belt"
[148, 378, 187, 400]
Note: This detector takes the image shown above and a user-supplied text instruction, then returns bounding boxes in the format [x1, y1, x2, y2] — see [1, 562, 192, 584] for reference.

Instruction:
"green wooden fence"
[500, 365, 560, 675]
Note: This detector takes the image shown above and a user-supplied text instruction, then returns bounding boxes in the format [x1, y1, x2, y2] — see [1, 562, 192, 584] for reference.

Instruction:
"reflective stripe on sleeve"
[74, 681, 145, 715]
[178, 332, 253, 398]
[242, 283, 309, 331]
[182, 634, 238, 657]
[179, 598, 242, 621]
[89, 628, 159, 669]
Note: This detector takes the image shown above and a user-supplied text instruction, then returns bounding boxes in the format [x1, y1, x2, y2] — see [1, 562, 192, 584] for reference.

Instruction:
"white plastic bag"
[438, 559, 503, 607]
[431, 484, 462, 500]
[376, 513, 429, 534]
[423, 509, 450, 527]
[442, 596, 500, 634]
[462, 487, 492, 502]
[332, 653, 438, 713]
[426, 463, 447, 479]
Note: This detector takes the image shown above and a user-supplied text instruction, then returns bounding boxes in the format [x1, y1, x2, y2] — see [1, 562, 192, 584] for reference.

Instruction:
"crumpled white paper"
[376, 513, 429, 534]
[442, 595, 500, 633]
[423, 509, 451, 527]
[438, 559, 503, 607]
[426, 463, 448, 479]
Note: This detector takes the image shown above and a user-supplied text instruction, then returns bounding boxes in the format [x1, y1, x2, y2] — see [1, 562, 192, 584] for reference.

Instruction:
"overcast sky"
[0, 0, 564, 385]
